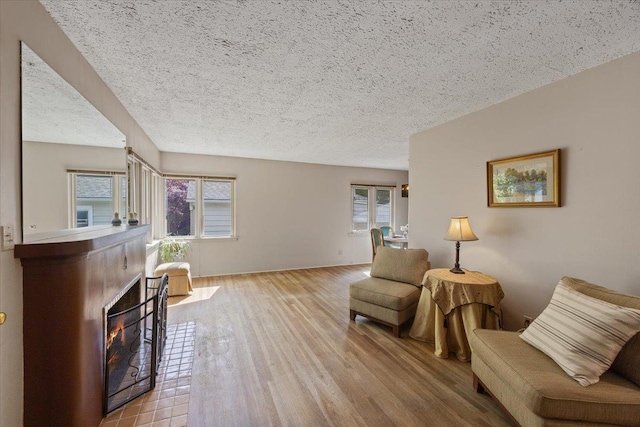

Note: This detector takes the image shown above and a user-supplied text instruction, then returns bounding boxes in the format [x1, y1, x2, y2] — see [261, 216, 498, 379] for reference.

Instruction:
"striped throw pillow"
[520, 282, 640, 386]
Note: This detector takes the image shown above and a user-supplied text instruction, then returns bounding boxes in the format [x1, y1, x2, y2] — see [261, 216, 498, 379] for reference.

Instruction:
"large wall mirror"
[21, 42, 127, 241]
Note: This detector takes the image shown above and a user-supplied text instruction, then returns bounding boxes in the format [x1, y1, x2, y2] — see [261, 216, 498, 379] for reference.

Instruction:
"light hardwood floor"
[168, 264, 513, 427]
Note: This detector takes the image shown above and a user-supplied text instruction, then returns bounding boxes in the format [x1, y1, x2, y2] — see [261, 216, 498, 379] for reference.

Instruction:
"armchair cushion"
[370, 247, 430, 285]
[349, 277, 421, 311]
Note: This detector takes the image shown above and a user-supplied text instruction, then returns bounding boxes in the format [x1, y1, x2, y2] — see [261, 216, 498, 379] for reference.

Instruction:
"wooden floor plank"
[167, 265, 514, 426]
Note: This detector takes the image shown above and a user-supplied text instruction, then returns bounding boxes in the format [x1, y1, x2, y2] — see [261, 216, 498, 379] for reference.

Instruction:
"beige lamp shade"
[444, 216, 478, 242]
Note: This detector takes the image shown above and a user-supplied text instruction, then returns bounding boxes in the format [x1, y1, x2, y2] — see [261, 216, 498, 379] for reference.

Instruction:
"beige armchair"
[349, 247, 430, 337]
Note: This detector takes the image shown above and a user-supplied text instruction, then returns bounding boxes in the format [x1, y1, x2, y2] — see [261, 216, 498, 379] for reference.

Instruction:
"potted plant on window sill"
[158, 238, 191, 263]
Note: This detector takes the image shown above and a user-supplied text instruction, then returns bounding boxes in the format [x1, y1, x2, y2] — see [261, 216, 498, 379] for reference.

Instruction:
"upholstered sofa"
[349, 246, 430, 337]
[471, 277, 640, 426]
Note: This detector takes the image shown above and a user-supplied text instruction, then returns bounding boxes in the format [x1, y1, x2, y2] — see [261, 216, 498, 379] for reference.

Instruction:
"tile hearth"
[101, 321, 196, 427]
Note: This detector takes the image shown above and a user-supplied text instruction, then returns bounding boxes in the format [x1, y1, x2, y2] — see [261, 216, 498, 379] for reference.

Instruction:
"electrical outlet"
[1, 225, 15, 251]
[523, 315, 533, 328]
[338, 249, 343, 255]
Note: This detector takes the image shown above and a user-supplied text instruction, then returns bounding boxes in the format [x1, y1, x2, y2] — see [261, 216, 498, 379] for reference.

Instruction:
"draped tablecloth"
[409, 268, 503, 362]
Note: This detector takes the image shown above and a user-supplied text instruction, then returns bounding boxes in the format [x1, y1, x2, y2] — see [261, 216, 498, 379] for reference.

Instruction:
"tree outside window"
[164, 177, 235, 238]
[165, 178, 193, 236]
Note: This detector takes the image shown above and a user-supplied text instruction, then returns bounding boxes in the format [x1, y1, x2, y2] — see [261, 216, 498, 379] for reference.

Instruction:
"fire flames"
[107, 319, 126, 350]
[107, 352, 120, 366]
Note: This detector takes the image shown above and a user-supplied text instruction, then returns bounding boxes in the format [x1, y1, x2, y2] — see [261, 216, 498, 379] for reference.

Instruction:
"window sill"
[146, 240, 160, 256]
[197, 236, 239, 241]
[161, 236, 239, 242]
[151, 236, 239, 247]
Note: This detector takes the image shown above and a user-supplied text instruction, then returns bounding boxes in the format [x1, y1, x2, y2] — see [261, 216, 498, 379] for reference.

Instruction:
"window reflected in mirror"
[21, 42, 126, 240]
[71, 173, 127, 227]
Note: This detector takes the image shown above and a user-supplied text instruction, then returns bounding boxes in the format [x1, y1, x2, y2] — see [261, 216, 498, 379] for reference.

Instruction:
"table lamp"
[444, 216, 478, 274]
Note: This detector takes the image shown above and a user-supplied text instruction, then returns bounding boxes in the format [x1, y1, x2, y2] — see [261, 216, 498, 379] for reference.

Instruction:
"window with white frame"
[202, 180, 233, 237]
[351, 185, 394, 231]
[69, 172, 126, 228]
[165, 176, 235, 238]
[127, 151, 162, 241]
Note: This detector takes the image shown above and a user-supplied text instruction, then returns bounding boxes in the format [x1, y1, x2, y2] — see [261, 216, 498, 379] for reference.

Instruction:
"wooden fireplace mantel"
[16, 224, 151, 427]
[16, 224, 149, 259]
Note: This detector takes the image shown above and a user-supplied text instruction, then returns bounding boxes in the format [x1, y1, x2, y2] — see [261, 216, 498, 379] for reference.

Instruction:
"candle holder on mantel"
[127, 213, 139, 226]
[111, 213, 122, 226]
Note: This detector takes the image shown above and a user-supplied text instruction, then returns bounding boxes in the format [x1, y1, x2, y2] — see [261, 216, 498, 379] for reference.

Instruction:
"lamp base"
[450, 267, 465, 274]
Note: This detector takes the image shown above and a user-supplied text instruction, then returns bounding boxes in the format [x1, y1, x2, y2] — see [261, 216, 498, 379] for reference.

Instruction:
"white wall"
[22, 141, 126, 235]
[161, 153, 409, 276]
[409, 52, 640, 331]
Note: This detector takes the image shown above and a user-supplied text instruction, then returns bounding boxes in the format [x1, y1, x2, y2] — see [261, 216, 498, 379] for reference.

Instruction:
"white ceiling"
[40, 0, 640, 170]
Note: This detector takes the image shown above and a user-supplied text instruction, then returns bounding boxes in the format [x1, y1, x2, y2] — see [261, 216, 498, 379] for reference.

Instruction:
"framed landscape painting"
[487, 149, 560, 207]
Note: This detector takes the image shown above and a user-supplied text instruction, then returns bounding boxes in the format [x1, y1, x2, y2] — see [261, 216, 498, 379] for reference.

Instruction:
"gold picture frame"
[487, 149, 560, 207]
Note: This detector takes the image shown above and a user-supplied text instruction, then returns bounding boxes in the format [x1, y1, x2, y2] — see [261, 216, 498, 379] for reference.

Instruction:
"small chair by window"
[370, 228, 386, 262]
[380, 226, 394, 237]
[379, 226, 401, 249]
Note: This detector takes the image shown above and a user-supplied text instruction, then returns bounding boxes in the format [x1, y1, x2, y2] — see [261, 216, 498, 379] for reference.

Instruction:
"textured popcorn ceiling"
[40, 1, 640, 170]
[22, 44, 125, 148]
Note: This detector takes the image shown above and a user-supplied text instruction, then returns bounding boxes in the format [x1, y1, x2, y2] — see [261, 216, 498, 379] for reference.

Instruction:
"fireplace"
[16, 224, 152, 426]
[104, 273, 168, 414]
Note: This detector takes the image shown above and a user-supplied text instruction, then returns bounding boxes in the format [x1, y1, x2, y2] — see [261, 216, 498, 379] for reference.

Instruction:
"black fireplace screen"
[104, 274, 168, 415]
